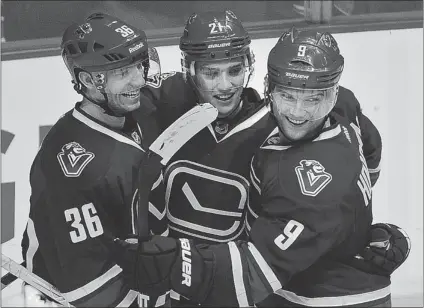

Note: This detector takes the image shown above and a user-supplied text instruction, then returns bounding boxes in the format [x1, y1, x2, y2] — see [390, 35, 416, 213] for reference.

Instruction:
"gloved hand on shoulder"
[350, 223, 411, 277]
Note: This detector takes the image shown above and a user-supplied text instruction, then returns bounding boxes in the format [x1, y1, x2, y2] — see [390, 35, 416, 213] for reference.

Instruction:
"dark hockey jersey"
[21, 103, 166, 307]
[333, 87, 382, 186]
[141, 72, 275, 244]
[245, 90, 389, 306]
[175, 87, 388, 307]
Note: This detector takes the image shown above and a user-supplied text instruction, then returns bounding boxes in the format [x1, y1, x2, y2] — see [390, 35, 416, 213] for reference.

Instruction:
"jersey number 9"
[64, 203, 104, 243]
[274, 220, 304, 250]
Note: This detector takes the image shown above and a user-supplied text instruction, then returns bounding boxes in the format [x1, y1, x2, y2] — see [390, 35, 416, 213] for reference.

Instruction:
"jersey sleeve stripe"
[116, 290, 139, 307]
[152, 173, 163, 190]
[25, 218, 39, 273]
[159, 227, 169, 236]
[247, 201, 259, 219]
[368, 164, 381, 173]
[62, 264, 122, 302]
[250, 157, 261, 184]
[227, 242, 250, 307]
[250, 171, 261, 194]
[274, 285, 391, 306]
[245, 216, 252, 232]
[247, 243, 282, 292]
[170, 290, 180, 300]
[153, 291, 171, 306]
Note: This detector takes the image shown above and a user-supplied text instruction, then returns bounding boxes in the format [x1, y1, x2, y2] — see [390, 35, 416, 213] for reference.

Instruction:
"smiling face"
[270, 85, 338, 141]
[192, 57, 247, 117]
[101, 60, 149, 114]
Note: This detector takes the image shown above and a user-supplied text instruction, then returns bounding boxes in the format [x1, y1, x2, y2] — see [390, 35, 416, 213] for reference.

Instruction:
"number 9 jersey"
[21, 103, 165, 307]
[247, 87, 390, 306]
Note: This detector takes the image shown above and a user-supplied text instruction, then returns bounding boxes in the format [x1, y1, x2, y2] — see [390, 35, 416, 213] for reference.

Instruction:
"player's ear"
[78, 71, 97, 90]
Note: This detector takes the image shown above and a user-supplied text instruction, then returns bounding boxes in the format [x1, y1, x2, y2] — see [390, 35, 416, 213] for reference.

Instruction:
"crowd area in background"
[1, 0, 422, 42]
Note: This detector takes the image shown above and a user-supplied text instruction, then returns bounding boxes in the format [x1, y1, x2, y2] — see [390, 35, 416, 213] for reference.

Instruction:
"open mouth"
[286, 116, 308, 126]
[121, 90, 140, 99]
[213, 93, 235, 101]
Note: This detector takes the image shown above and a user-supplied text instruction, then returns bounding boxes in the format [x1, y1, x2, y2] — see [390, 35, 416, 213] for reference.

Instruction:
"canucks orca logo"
[57, 142, 95, 177]
[295, 159, 332, 197]
[146, 71, 177, 89]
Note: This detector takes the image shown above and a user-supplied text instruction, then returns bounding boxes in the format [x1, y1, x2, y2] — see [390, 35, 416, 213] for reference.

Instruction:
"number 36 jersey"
[21, 103, 165, 307]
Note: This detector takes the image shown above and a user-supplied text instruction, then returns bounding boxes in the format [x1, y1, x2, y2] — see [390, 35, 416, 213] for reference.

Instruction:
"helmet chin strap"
[74, 81, 127, 117]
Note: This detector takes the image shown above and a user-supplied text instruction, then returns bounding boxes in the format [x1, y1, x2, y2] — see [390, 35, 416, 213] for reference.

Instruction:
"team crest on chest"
[57, 142, 95, 177]
[295, 159, 332, 196]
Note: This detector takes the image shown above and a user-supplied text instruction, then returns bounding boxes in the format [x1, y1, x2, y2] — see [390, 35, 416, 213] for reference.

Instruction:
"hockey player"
[107, 15, 409, 306]
[245, 27, 402, 307]
[20, 13, 166, 307]
[141, 10, 272, 245]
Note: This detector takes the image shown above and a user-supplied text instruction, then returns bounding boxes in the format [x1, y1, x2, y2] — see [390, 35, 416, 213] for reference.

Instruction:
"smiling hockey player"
[105, 19, 410, 308]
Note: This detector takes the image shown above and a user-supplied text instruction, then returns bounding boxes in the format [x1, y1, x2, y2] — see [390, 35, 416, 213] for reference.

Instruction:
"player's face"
[103, 61, 147, 114]
[271, 86, 337, 141]
[193, 57, 246, 117]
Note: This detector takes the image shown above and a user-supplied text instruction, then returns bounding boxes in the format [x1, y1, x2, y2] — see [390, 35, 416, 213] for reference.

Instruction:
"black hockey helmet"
[266, 27, 344, 91]
[265, 27, 344, 122]
[61, 12, 150, 93]
[179, 10, 254, 81]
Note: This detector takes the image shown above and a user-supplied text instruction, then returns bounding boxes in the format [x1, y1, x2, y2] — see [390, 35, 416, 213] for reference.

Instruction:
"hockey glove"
[105, 235, 215, 304]
[350, 223, 411, 277]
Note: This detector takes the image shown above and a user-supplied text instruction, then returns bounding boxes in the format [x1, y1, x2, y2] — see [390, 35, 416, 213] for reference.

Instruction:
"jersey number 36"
[64, 203, 104, 243]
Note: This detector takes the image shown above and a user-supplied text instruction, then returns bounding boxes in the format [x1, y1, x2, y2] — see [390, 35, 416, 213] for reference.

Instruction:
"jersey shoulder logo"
[146, 71, 177, 88]
[57, 142, 95, 177]
[295, 159, 332, 196]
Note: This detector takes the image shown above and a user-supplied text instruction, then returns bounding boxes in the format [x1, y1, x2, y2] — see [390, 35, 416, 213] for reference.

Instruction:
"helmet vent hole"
[93, 42, 104, 52]
[103, 53, 125, 62]
[78, 42, 88, 53]
[66, 44, 78, 55]
[87, 13, 104, 20]
[290, 60, 311, 69]
[191, 43, 207, 51]
[231, 38, 245, 48]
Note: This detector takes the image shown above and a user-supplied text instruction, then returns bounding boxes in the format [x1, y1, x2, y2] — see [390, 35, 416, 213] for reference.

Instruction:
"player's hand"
[104, 235, 214, 304]
[23, 284, 59, 307]
[103, 235, 174, 296]
[350, 223, 411, 277]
